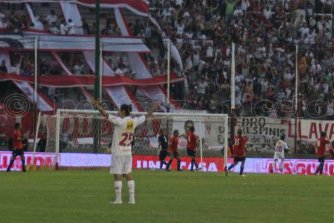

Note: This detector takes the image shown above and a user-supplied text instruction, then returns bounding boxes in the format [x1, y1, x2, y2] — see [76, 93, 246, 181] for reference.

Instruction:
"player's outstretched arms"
[90, 98, 108, 119]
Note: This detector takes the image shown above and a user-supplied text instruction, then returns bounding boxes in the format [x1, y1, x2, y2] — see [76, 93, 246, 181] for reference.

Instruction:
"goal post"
[37, 109, 229, 170]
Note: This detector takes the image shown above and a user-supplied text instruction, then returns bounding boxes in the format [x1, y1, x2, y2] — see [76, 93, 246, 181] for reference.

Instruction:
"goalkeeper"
[92, 100, 154, 204]
[158, 128, 169, 169]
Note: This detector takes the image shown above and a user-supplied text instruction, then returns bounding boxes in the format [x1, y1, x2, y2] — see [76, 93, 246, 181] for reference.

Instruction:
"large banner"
[236, 117, 334, 152]
[0, 152, 333, 176]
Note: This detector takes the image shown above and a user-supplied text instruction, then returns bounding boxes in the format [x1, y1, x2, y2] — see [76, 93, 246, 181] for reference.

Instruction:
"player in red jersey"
[7, 123, 26, 172]
[314, 131, 330, 175]
[166, 130, 182, 171]
[186, 126, 199, 171]
[226, 129, 248, 176]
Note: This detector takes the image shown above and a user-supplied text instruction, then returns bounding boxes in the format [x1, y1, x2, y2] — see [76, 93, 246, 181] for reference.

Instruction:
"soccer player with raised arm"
[158, 128, 169, 169]
[270, 134, 288, 173]
[92, 100, 154, 204]
[186, 126, 199, 171]
[314, 131, 330, 175]
[7, 123, 26, 172]
[166, 130, 182, 171]
[226, 129, 248, 176]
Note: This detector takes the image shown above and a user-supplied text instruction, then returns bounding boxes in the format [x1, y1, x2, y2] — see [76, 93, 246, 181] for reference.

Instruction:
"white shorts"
[273, 152, 284, 160]
[110, 154, 132, 175]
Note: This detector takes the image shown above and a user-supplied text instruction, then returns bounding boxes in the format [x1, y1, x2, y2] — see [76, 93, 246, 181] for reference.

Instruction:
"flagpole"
[294, 44, 298, 153]
[93, 0, 101, 153]
[34, 36, 38, 109]
[166, 39, 171, 110]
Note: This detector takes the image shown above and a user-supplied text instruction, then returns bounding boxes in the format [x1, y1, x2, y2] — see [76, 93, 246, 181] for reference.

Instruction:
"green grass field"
[0, 170, 333, 223]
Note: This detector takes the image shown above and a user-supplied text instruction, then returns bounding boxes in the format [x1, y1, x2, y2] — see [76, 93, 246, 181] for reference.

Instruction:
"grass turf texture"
[0, 170, 333, 223]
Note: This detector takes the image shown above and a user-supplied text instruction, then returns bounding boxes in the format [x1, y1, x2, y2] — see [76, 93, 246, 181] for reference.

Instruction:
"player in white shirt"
[271, 135, 288, 173]
[92, 100, 154, 204]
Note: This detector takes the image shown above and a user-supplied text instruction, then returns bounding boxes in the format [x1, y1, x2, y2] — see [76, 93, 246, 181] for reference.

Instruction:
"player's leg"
[113, 174, 123, 204]
[175, 152, 182, 171]
[159, 150, 168, 169]
[270, 160, 276, 173]
[314, 157, 324, 175]
[192, 154, 199, 170]
[110, 155, 123, 204]
[271, 153, 278, 173]
[188, 150, 198, 171]
[318, 156, 325, 175]
[125, 173, 135, 204]
[6, 151, 17, 172]
[19, 151, 26, 172]
[278, 158, 284, 173]
[187, 150, 193, 170]
[123, 155, 135, 204]
[228, 157, 238, 171]
[166, 156, 174, 171]
[239, 157, 246, 176]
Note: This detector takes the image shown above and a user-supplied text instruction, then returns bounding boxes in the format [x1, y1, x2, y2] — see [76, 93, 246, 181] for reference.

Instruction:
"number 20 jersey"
[274, 140, 288, 155]
[108, 114, 145, 155]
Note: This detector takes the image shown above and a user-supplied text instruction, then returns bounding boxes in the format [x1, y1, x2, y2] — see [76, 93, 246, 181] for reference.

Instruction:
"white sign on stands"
[236, 117, 334, 151]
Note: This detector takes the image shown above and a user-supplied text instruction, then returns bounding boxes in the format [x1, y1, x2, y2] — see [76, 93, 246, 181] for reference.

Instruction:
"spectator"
[48, 21, 59, 34]
[73, 61, 85, 75]
[44, 9, 58, 26]
[59, 19, 67, 35]
[66, 19, 76, 35]
[0, 59, 8, 73]
[32, 15, 44, 30]
[37, 133, 46, 152]
[81, 18, 91, 34]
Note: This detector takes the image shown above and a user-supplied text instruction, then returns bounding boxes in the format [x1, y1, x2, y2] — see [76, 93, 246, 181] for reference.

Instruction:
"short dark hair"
[189, 126, 195, 132]
[321, 131, 326, 137]
[184, 120, 194, 131]
[14, 123, 20, 129]
[120, 104, 132, 116]
[237, 129, 242, 136]
[280, 134, 285, 140]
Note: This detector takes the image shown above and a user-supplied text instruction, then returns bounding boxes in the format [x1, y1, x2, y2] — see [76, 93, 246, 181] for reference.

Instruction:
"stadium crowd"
[0, 1, 333, 119]
[149, 0, 333, 118]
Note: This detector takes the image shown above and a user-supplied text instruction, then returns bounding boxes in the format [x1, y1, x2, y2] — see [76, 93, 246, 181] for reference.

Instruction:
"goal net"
[35, 109, 229, 170]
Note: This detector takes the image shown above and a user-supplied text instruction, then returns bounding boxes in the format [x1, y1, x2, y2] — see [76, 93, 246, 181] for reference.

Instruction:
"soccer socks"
[278, 161, 283, 173]
[21, 159, 26, 172]
[6, 159, 14, 172]
[112, 181, 135, 204]
[240, 161, 245, 175]
[160, 161, 167, 169]
[127, 180, 135, 204]
[315, 163, 324, 175]
[114, 181, 122, 203]
[190, 159, 198, 171]
[177, 160, 181, 170]
[194, 160, 198, 169]
[319, 163, 324, 175]
[315, 166, 319, 175]
[240, 166, 244, 175]
[228, 164, 235, 171]
[166, 159, 172, 170]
